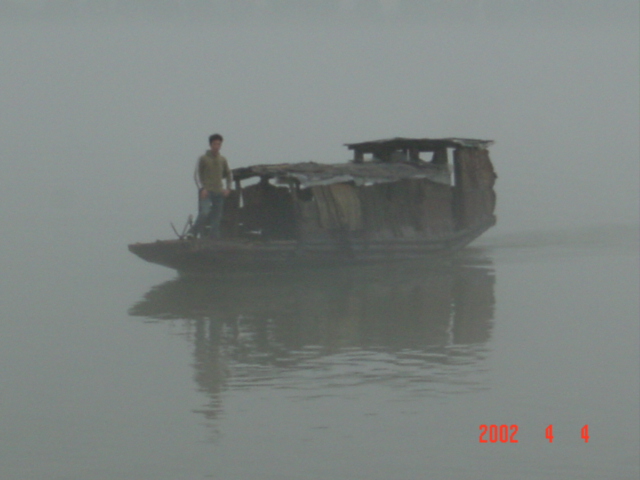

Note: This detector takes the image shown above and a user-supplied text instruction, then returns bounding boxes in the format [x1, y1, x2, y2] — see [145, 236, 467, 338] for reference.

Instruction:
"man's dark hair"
[209, 133, 224, 144]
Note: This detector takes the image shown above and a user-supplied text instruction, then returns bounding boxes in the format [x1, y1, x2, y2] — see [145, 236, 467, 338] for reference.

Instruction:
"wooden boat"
[128, 137, 497, 273]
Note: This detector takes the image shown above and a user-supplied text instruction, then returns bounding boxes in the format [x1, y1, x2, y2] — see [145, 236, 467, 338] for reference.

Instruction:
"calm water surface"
[0, 224, 638, 480]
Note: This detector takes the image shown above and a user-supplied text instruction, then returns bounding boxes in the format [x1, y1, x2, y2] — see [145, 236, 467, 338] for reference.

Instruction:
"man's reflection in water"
[129, 253, 495, 420]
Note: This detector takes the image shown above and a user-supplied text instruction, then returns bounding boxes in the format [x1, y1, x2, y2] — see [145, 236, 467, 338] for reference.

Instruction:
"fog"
[0, 3, 638, 479]
[1, 1, 638, 246]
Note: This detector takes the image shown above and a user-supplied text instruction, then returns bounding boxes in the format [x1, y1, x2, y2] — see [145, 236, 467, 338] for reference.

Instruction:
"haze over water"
[1, 2, 638, 479]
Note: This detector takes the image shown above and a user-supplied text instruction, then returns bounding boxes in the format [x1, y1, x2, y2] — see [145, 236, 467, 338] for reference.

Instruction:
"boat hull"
[128, 218, 495, 273]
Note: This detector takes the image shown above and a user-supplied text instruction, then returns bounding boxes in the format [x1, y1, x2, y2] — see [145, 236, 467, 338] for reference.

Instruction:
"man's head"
[208, 133, 223, 154]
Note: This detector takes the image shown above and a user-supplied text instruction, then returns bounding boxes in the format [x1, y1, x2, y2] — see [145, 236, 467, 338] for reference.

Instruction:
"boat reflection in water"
[129, 250, 495, 420]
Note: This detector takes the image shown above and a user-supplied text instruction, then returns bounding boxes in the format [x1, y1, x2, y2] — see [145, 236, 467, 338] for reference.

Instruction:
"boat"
[128, 137, 497, 273]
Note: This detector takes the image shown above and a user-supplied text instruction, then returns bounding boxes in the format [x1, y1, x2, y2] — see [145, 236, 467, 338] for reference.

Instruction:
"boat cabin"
[220, 137, 496, 245]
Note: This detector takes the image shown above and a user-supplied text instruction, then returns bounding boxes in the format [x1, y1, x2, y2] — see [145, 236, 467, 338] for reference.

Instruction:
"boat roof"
[233, 160, 451, 188]
[233, 137, 493, 188]
[345, 137, 493, 152]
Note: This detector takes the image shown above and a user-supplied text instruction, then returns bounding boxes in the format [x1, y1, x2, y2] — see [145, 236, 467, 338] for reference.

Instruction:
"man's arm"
[193, 158, 202, 189]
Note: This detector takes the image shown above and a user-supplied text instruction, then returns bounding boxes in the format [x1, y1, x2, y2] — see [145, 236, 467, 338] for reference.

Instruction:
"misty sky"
[1, 1, 638, 243]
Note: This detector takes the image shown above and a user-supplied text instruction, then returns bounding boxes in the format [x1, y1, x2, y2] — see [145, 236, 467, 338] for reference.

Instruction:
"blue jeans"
[192, 190, 225, 239]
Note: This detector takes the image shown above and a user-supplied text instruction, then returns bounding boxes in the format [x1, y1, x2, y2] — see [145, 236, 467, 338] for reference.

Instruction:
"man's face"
[210, 139, 222, 154]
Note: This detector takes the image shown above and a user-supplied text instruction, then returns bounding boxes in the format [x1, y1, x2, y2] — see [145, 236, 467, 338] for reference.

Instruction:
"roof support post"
[288, 179, 303, 243]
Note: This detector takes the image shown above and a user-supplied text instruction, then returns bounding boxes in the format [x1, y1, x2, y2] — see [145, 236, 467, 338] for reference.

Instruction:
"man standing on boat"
[189, 133, 233, 239]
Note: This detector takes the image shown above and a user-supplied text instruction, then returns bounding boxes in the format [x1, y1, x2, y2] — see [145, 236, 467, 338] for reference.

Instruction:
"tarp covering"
[453, 148, 497, 230]
[312, 184, 363, 231]
[233, 161, 452, 188]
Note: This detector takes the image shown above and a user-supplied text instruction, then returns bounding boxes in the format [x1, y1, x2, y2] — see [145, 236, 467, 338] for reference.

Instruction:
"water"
[1, 223, 637, 480]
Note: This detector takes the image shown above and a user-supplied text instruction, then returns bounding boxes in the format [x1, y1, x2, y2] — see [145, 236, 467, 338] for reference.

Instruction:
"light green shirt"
[194, 150, 232, 193]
